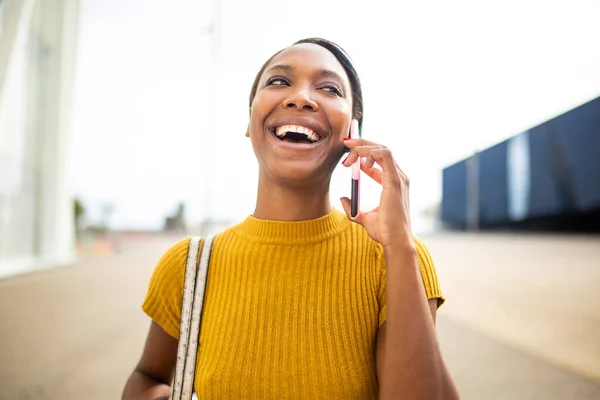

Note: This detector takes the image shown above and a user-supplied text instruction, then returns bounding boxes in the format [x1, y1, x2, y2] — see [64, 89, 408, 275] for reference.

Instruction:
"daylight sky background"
[69, 0, 600, 232]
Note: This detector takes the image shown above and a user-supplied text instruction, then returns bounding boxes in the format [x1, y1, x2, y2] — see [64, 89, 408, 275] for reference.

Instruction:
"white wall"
[0, 0, 80, 278]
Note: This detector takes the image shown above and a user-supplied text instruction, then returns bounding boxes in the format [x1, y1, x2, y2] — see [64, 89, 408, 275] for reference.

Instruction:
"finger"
[362, 155, 376, 169]
[343, 138, 382, 149]
[341, 146, 384, 167]
[340, 196, 351, 217]
[355, 147, 398, 177]
[342, 146, 406, 189]
[340, 197, 364, 224]
[361, 164, 383, 184]
[340, 197, 354, 221]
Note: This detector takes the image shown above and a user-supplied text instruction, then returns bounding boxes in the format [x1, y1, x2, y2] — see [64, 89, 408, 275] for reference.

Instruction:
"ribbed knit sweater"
[142, 208, 444, 399]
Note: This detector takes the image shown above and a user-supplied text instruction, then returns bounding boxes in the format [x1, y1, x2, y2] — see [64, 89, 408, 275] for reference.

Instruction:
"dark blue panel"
[442, 95, 600, 227]
[553, 97, 600, 211]
[528, 123, 567, 217]
[529, 96, 600, 217]
[478, 141, 509, 224]
[441, 161, 467, 226]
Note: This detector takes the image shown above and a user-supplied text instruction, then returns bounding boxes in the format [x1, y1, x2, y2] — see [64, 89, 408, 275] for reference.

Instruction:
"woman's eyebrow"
[317, 69, 344, 83]
[266, 65, 344, 83]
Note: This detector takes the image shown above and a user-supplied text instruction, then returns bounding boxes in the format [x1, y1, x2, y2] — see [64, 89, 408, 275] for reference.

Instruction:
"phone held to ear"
[350, 119, 360, 218]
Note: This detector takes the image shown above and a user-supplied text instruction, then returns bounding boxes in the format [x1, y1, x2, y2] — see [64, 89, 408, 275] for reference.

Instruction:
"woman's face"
[248, 43, 353, 184]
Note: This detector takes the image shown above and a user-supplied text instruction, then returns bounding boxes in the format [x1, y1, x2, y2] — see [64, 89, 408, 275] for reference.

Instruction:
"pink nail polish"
[343, 138, 351, 141]
[341, 156, 349, 164]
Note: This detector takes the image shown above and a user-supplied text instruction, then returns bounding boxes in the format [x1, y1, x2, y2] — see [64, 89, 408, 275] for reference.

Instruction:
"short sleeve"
[141, 237, 192, 339]
[377, 237, 445, 327]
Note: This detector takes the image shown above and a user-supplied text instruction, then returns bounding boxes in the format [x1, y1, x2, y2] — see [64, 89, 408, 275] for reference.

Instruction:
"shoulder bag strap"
[172, 234, 216, 400]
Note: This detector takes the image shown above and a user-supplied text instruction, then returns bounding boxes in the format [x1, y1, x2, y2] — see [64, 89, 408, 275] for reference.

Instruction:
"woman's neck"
[252, 176, 333, 221]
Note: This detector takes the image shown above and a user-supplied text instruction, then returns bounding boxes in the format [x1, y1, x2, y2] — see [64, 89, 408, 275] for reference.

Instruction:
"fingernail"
[341, 156, 348, 165]
[343, 138, 351, 141]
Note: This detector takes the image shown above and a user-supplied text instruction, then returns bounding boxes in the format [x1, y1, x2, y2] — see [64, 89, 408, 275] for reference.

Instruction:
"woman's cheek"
[337, 101, 352, 115]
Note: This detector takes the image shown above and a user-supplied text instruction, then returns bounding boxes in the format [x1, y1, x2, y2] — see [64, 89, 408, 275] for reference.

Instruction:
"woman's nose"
[283, 87, 319, 111]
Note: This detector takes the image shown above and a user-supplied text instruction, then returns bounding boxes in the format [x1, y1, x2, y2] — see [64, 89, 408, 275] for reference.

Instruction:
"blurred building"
[0, 0, 79, 278]
[441, 95, 600, 231]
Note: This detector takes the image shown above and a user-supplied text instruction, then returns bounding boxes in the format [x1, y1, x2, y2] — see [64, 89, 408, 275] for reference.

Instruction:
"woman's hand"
[340, 138, 414, 250]
[342, 139, 460, 399]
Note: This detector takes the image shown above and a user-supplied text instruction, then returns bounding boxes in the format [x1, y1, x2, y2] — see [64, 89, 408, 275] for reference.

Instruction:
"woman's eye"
[322, 85, 343, 96]
[266, 77, 289, 86]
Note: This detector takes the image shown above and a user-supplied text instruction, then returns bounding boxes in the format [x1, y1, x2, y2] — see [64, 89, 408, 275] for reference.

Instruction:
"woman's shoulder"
[149, 236, 194, 280]
[347, 223, 435, 266]
[142, 237, 193, 339]
[158, 236, 192, 264]
[346, 222, 431, 249]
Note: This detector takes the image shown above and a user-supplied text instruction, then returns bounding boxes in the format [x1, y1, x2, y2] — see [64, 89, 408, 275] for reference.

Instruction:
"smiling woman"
[122, 38, 459, 400]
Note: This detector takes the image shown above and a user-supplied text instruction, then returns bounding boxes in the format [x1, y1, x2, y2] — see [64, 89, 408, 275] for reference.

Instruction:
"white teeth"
[274, 124, 321, 142]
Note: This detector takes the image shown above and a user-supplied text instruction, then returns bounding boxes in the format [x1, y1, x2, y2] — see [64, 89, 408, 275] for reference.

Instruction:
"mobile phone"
[350, 119, 360, 218]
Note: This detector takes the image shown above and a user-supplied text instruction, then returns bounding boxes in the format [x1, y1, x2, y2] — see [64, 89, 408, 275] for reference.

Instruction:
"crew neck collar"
[232, 208, 351, 245]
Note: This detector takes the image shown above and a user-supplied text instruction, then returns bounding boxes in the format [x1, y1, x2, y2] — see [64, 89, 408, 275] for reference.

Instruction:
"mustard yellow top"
[142, 209, 444, 399]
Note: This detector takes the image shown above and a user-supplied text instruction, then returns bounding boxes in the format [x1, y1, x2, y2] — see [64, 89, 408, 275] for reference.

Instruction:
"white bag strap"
[172, 234, 215, 400]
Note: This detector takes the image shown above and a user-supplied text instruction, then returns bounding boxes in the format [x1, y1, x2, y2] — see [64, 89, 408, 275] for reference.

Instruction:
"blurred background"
[0, 0, 599, 399]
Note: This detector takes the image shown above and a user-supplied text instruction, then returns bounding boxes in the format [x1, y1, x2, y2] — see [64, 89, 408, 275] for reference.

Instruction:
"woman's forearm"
[122, 370, 171, 400]
[381, 242, 458, 400]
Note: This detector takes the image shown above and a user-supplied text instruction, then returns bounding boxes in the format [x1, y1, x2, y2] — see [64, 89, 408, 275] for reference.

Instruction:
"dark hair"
[248, 38, 364, 131]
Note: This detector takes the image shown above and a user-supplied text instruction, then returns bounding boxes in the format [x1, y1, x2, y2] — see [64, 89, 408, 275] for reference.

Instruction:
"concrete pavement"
[0, 233, 598, 399]
[426, 232, 600, 383]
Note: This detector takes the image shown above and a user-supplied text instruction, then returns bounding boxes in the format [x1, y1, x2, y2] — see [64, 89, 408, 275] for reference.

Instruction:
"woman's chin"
[265, 161, 329, 185]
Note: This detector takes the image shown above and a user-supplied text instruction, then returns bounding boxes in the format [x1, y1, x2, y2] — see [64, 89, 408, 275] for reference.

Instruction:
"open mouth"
[271, 124, 322, 144]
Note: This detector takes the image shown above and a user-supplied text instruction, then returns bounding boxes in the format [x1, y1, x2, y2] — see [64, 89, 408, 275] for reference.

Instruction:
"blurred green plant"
[164, 202, 187, 232]
[74, 198, 85, 232]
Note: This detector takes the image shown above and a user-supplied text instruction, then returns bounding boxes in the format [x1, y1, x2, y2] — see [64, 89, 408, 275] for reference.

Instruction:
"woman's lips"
[268, 128, 322, 150]
[273, 124, 321, 143]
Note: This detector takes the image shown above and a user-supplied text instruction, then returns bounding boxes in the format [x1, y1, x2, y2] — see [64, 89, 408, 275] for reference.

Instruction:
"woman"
[123, 38, 459, 399]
